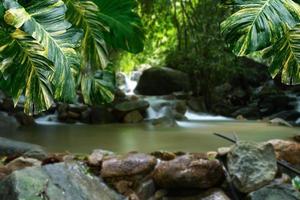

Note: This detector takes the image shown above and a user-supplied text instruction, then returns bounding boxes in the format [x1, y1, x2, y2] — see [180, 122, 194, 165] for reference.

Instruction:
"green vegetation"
[221, 0, 300, 85]
[0, 0, 144, 114]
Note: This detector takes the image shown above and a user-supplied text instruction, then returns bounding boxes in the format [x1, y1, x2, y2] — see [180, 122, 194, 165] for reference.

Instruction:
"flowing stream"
[0, 72, 299, 154]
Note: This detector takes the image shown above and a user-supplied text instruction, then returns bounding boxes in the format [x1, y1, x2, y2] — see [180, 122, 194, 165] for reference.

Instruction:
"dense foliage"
[0, 0, 144, 114]
[221, 0, 300, 85]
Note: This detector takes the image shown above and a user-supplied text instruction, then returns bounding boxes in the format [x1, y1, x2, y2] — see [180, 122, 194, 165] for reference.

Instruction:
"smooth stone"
[101, 153, 157, 178]
[114, 100, 149, 113]
[6, 157, 41, 171]
[227, 141, 277, 193]
[0, 137, 47, 160]
[248, 184, 300, 200]
[88, 149, 114, 166]
[153, 154, 224, 189]
[123, 110, 144, 123]
[266, 139, 300, 165]
[162, 188, 230, 200]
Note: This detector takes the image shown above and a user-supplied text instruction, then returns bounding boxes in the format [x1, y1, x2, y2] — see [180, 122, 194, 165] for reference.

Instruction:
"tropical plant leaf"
[221, 0, 300, 56]
[64, 0, 109, 70]
[0, 29, 54, 115]
[3, 0, 82, 103]
[96, 0, 144, 54]
[80, 70, 115, 105]
[264, 24, 300, 85]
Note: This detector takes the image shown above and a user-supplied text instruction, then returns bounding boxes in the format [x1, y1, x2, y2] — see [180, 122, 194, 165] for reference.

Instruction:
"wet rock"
[136, 179, 156, 200]
[151, 151, 176, 161]
[135, 67, 190, 95]
[0, 137, 47, 160]
[187, 96, 207, 112]
[248, 184, 300, 200]
[149, 116, 177, 127]
[123, 111, 144, 123]
[88, 149, 114, 166]
[14, 112, 35, 126]
[266, 139, 300, 165]
[269, 118, 293, 127]
[101, 153, 157, 178]
[89, 106, 116, 124]
[114, 100, 149, 113]
[293, 135, 300, 143]
[0, 98, 14, 112]
[227, 141, 277, 193]
[153, 154, 224, 189]
[6, 157, 41, 171]
[162, 188, 230, 200]
[0, 161, 125, 200]
[0, 112, 20, 129]
[0, 166, 11, 180]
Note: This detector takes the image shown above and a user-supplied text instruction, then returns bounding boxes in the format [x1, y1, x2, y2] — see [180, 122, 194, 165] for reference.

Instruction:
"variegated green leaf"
[221, 0, 300, 56]
[96, 0, 144, 54]
[0, 29, 54, 115]
[3, 0, 82, 103]
[264, 24, 300, 85]
[64, 0, 109, 70]
[81, 70, 115, 105]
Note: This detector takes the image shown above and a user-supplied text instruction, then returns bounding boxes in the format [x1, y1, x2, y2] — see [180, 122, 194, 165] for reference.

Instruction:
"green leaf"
[64, 0, 109, 70]
[221, 0, 300, 56]
[81, 70, 115, 105]
[264, 24, 300, 85]
[96, 0, 144, 53]
[3, 0, 82, 103]
[0, 29, 54, 115]
[293, 176, 300, 191]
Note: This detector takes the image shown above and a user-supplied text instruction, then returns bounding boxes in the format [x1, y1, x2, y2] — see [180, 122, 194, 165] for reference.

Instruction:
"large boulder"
[0, 137, 47, 160]
[135, 67, 190, 95]
[0, 162, 125, 200]
[152, 154, 224, 189]
[227, 141, 277, 193]
[248, 184, 300, 200]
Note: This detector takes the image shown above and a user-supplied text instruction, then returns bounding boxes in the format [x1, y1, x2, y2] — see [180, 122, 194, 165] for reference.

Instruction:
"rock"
[0, 112, 20, 129]
[13, 112, 35, 126]
[266, 139, 300, 165]
[0, 137, 47, 160]
[187, 96, 207, 112]
[269, 110, 300, 122]
[6, 157, 41, 171]
[136, 179, 156, 200]
[101, 153, 157, 178]
[151, 151, 176, 161]
[248, 184, 300, 200]
[0, 161, 125, 200]
[153, 154, 224, 189]
[172, 100, 187, 115]
[114, 100, 149, 113]
[217, 147, 231, 157]
[88, 149, 114, 166]
[135, 67, 191, 95]
[0, 166, 11, 180]
[269, 118, 293, 127]
[149, 116, 177, 127]
[227, 141, 277, 193]
[89, 106, 116, 124]
[0, 98, 14, 112]
[123, 111, 144, 123]
[293, 135, 300, 143]
[162, 188, 230, 200]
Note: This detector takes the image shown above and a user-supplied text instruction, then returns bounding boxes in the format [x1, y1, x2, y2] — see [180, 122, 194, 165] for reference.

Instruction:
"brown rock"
[0, 166, 11, 180]
[163, 188, 230, 200]
[267, 139, 300, 165]
[88, 149, 114, 166]
[123, 111, 144, 123]
[293, 135, 300, 143]
[101, 153, 157, 178]
[14, 112, 35, 126]
[5, 157, 41, 171]
[150, 151, 176, 161]
[152, 154, 224, 189]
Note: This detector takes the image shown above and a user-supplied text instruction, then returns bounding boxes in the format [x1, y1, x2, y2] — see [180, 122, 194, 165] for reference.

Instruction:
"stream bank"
[0, 137, 300, 200]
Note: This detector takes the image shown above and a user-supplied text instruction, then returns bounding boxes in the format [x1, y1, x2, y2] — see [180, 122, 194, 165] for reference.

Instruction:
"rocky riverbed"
[0, 137, 300, 200]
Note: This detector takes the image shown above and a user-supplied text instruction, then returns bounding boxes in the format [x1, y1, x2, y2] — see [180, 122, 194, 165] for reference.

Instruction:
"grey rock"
[227, 141, 277, 193]
[0, 137, 47, 160]
[114, 100, 149, 113]
[248, 184, 300, 200]
[0, 162, 125, 200]
[0, 112, 20, 129]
